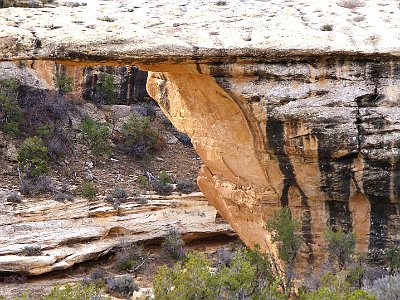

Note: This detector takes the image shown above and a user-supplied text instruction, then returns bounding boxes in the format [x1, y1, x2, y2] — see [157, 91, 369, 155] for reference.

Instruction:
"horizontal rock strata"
[0, 191, 233, 275]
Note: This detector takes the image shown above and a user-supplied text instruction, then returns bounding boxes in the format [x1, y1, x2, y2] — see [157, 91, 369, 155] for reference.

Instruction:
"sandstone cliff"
[1, 0, 400, 276]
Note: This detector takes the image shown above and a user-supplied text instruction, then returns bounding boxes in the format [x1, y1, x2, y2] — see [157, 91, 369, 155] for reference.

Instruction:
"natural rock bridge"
[1, 0, 400, 276]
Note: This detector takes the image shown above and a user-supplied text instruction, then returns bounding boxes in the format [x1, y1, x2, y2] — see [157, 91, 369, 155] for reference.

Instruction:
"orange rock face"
[146, 59, 400, 276]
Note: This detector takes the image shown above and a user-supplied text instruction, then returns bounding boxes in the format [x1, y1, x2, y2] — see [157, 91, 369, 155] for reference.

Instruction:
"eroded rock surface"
[0, 0, 399, 63]
[1, 0, 400, 276]
[0, 192, 232, 275]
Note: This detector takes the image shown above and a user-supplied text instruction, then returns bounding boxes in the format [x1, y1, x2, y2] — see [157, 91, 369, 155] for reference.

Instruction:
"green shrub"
[153, 248, 279, 300]
[54, 70, 73, 95]
[266, 207, 301, 293]
[152, 171, 173, 195]
[121, 113, 162, 159]
[36, 124, 54, 139]
[153, 252, 219, 300]
[347, 254, 366, 289]
[299, 286, 376, 300]
[0, 79, 22, 137]
[79, 181, 97, 200]
[136, 175, 148, 186]
[45, 283, 109, 300]
[384, 247, 400, 273]
[17, 136, 49, 177]
[79, 115, 111, 156]
[324, 227, 356, 270]
[298, 271, 376, 300]
[162, 228, 184, 260]
[266, 207, 301, 264]
[159, 171, 171, 184]
[95, 73, 117, 105]
[218, 247, 273, 299]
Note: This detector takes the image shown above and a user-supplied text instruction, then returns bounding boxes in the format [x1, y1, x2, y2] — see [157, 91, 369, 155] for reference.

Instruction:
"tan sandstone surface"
[0, 191, 232, 275]
[1, 0, 400, 278]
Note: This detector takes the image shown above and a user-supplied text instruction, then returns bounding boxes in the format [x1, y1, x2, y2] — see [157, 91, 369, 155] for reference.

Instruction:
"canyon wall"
[1, 0, 400, 275]
[147, 59, 400, 274]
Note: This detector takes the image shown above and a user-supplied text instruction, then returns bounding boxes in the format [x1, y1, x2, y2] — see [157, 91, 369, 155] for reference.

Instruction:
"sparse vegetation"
[105, 186, 129, 206]
[55, 192, 74, 202]
[90, 267, 107, 282]
[17, 92, 73, 160]
[121, 113, 162, 159]
[112, 186, 128, 201]
[106, 275, 138, 299]
[176, 180, 196, 194]
[4, 283, 110, 300]
[0, 79, 22, 137]
[215, 0, 227, 6]
[266, 207, 301, 294]
[153, 248, 279, 300]
[384, 246, 400, 274]
[136, 175, 148, 186]
[324, 227, 356, 270]
[17, 136, 49, 177]
[95, 73, 117, 105]
[19, 176, 55, 196]
[152, 171, 174, 195]
[162, 227, 185, 260]
[43, 283, 110, 300]
[1, 0, 50, 8]
[79, 115, 111, 156]
[114, 243, 147, 272]
[79, 181, 97, 200]
[136, 197, 148, 205]
[54, 69, 73, 96]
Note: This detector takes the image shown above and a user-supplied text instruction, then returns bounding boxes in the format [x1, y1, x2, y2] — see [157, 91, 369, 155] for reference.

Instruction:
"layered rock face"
[0, 192, 232, 275]
[148, 59, 400, 272]
[1, 0, 400, 274]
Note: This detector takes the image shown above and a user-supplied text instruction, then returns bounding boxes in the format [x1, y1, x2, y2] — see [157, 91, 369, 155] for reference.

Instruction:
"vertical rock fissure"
[266, 117, 314, 259]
